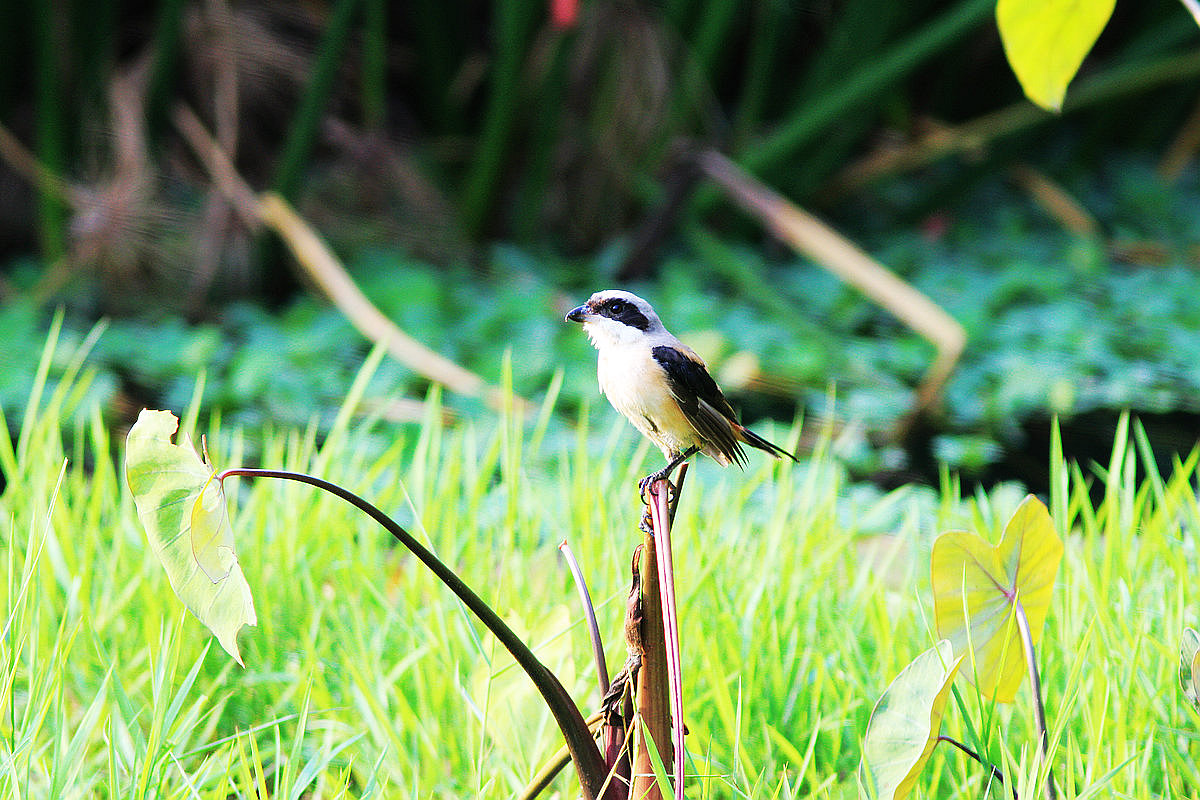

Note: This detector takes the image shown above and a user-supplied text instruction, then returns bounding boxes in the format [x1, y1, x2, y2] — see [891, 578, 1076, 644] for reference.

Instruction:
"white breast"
[597, 345, 701, 458]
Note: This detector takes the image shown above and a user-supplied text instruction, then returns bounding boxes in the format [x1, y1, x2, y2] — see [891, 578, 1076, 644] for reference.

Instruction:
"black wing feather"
[651, 345, 746, 466]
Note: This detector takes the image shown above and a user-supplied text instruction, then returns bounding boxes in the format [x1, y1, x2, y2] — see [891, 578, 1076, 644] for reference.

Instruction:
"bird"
[565, 289, 797, 496]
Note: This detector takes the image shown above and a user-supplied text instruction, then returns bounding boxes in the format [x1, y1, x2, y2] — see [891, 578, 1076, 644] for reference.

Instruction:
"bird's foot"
[638, 469, 675, 507]
[639, 446, 697, 506]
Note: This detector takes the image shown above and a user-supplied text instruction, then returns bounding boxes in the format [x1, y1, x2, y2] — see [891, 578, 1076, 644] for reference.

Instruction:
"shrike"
[566, 289, 797, 494]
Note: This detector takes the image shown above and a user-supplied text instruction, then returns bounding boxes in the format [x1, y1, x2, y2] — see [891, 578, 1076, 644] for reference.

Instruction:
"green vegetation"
[2, 4, 1197, 796]
[864, 493, 1064, 797]
[3, 327, 1199, 797]
[2, 0, 1197, 278]
[4, 159, 1199, 484]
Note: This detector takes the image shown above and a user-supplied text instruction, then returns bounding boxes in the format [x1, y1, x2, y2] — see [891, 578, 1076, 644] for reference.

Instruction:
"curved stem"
[217, 468, 607, 799]
[1014, 600, 1057, 799]
[560, 540, 610, 696]
[518, 712, 606, 800]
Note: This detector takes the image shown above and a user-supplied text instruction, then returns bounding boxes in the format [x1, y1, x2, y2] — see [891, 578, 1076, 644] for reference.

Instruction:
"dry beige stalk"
[1010, 163, 1099, 238]
[696, 149, 966, 429]
[174, 104, 508, 406]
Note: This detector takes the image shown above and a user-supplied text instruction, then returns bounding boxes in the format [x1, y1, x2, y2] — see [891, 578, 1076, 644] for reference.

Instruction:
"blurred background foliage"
[1, 0, 1199, 488]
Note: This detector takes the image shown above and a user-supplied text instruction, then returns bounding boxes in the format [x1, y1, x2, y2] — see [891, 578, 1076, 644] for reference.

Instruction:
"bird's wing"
[651, 345, 747, 466]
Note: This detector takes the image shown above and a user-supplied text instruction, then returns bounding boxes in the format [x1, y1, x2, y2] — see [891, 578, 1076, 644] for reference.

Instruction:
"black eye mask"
[599, 299, 651, 331]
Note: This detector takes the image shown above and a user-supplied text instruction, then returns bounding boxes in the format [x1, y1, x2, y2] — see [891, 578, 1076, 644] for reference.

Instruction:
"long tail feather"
[737, 425, 799, 462]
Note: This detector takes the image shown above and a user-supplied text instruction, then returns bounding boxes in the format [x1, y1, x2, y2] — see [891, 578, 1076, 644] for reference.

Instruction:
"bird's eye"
[608, 300, 626, 314]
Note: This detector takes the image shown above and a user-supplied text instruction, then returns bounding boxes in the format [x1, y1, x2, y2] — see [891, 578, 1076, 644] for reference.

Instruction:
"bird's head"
[565, 290, 664, 348]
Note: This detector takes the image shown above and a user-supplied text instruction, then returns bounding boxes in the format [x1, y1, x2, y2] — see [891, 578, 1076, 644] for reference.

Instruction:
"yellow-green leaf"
[859, 640, 963, 800]
[1181, 628, 1200, 709]
[931, 495, 1063, 703]
[996, 0, 1115, 111]
[125, 409, 256, 665]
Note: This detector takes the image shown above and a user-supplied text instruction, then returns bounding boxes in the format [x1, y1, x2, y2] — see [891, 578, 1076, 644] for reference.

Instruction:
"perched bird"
[566, 289, 797, 494]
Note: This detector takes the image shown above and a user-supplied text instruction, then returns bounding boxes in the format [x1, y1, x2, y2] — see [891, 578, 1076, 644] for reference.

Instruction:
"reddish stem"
[560, 540, 610, 696]
[648, 479, 685, 800]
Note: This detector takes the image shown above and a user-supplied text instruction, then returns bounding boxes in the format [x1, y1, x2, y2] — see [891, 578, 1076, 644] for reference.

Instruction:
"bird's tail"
[736, 424, 800, 462]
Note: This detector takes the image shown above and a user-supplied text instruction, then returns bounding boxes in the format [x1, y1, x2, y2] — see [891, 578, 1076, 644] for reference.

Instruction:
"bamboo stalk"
[33, 0, 67, 261]
[361, 0, 387, 129]
[459, 0, 541, 237]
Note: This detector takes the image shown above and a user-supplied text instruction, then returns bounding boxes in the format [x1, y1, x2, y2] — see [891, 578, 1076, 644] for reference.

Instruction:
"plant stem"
[688, 0, 739, 91]
[361, 0, 386, 129]
[271, 0, 362, 200]
[512, 29, 572, 244]
[945, 684, 988, 769]
[647, 480, 685, 800]
[145, 0, 187, 144]
[216, 467, 609, 800]
[559, 540, 610, 696]
[518, 712, 606, 800]
[667, 463, 688, 527]
[459, 0, 540, 238]
[827, 49, 1200, 199]
[1014, 600, 1057, 799]
[731, 0, 784, 148]
[32, 0, 66, 262]
[632, 518, 671, 800]
[937, 736, 1015, 799]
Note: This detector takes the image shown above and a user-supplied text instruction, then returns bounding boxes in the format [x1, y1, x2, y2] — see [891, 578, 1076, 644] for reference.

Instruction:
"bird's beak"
[565, 304, 589, 323]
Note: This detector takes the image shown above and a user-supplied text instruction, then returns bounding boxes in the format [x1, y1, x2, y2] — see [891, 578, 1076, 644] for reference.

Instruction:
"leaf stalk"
[1014, 599, 1057, 799]
[216, 467, 609, 799]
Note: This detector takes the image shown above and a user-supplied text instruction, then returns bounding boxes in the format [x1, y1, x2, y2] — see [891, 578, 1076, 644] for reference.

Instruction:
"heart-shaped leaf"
[1181, 628, 1200, 709]
[996, 0, 1116, 111]
[859, 639, 963, 800]
[125, 409, 256, 665]
[931, 495, 1063, 703]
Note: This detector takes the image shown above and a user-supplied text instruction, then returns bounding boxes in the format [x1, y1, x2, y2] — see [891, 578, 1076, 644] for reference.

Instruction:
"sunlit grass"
[2, 334, 1200, 798]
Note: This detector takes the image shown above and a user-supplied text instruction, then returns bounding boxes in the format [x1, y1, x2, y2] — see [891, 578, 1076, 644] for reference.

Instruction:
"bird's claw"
[638, 471, 675, 507]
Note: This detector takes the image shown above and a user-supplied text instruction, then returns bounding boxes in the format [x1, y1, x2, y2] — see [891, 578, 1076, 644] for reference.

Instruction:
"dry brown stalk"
[1010, 164, 1100, 238]
[695, 148, 966, 427]
[172, 104, 511, 407]
[1159, 91, 1200, 182]
[631, 517, 671, 800]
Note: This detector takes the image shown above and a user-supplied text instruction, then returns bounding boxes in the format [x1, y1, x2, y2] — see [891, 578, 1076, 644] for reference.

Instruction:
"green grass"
[2, 333, 1200, 798]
